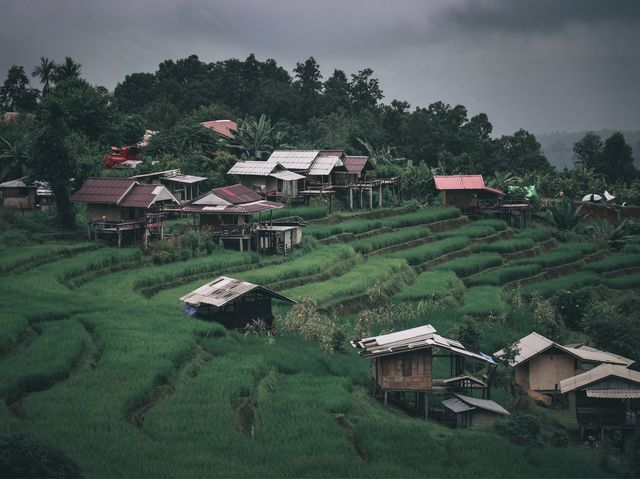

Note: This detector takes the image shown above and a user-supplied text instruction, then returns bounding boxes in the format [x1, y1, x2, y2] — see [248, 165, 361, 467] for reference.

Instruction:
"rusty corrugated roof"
[343, 156, 372, 174]
[200, 119, 237, 139]
[71, 177, 136, 204]
[210, 184, 263, 204]
[179, 276, 296, 307]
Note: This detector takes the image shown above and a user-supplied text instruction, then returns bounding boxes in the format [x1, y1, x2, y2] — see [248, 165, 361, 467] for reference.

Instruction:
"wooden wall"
[373, 350, 432, 391]
[87, 204, 124, 222]
[1, 188, 36, 209]
[528, 351, 576, 391]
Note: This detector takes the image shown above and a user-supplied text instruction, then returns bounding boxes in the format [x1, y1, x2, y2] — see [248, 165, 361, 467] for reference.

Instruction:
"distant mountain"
[536, 129, 640, 170]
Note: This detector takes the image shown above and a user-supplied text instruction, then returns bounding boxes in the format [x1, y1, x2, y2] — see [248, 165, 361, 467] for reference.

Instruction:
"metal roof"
[586, 389, 640, 399]
[200, 119, 237, 139]
[192, 184, 263, 206]
[131, 169, 207, 184]
[228, 161, 278, 176]
[433, 175, 504, 195]
[308, 155, 343, 176]
[119, 184, 179, 208]
[495, 332, 635, 367]
[267, 150, 320, 170]
[442, 375, 488, 387]
[343, 156, 373, 174]
[560, 364, 640, 394]
[351, 324, 491, 363]
[0, 177, 32, 189]
[71, 178, 137, 204]
[454, 394, 511, 416]
[270, 170, 305, 181]
[179, 276, 296, 308]
[442, 398, 476, 414]
[183, 200, 283, 215]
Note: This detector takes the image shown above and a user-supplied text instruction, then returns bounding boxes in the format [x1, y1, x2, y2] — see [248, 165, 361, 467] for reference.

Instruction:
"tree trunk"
[52, 184, 75, 228]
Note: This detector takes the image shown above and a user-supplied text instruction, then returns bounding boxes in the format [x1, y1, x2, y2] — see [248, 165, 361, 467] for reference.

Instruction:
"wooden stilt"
[360, 189, 363, 209]
[384, 391, 388, 405]
[424, 393, 429, 420]
[349, 188, 353, 210]
[369, 188, 373, 209]
[239, 239, 243, 251]
[379, 185, 383, 207]
[87, 223, 91, 240]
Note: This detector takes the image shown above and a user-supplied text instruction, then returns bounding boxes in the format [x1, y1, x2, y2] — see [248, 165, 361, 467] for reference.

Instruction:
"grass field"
[0, 208, 620, 478]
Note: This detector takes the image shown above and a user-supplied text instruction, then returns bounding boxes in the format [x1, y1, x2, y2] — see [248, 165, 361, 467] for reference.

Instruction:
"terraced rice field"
[0, 206, 622, 478]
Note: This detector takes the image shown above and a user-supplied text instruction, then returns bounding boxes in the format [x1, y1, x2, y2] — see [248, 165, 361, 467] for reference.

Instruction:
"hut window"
[402, 356, 412, 377]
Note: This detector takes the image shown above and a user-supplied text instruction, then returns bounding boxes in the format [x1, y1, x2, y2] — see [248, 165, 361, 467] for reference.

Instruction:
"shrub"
[547, 430, 569, 448]
[585, 254, 640, 273]
[555, 241, 599, 255]
[435, 225, 497, 240]
[394, 270, 462, 302]
[280, 298, 344, 353]
[512, 249, 582, 268]
[605, 272, 640, 290]
[496, 413, 545, 447]
[512, 228, 552, 242]
[551, 288, 593, 329]
[521, 271, 601, 298]
[350, 225, 431, 254]
[457, 286, 506, 317]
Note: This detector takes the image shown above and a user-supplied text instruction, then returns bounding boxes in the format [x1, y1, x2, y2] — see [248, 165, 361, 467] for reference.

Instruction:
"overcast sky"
[1, 0, 639, 136]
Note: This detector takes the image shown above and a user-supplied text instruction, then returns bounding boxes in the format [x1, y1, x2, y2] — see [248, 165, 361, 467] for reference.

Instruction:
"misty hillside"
[537, 129, 640, 170]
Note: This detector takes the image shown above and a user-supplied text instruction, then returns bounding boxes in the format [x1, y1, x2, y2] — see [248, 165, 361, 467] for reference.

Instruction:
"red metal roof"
[343, 156, 372, 174]
[211, 184, 263, 204]
[71, 177, 136, 204]
[119, 184, 160, 208]
[433, 175, 504, 195]
[200, 119, 237, 140]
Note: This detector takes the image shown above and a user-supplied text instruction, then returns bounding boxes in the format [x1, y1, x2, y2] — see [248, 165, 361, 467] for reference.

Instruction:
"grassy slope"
[0, 210, 615, 478]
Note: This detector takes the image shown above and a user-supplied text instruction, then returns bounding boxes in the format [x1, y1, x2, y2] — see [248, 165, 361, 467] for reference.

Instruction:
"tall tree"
[321, 69, 350, 113]
[601, 132, 637, 182]
[30, 99, 78, 227]
[293, 57, 322, 120]
[493, 129, 551, 175]
[349, 68, 383, 110]
[32, 57, 57, 95]
[0, 66, 39, 112]
[572, 132, 603, 169]
[53, 57, 82, 82]
[0, 135, 30, 182]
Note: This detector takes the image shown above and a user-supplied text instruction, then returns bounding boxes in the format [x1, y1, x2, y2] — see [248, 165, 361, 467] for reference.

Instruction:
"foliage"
[582, 299, 640, 362]
[434, 253, 504, 277]
[0, 65, 39, 112]
[394, 270, 463, 302]
[467, 264, 541, 287]
[473, 238, 535, 254]
[281, 298, 344, 353]
[457, 286, 506, 317]
[388, 236, 469, 266]
[226, 114, 286, 160]
[496, 413, 545, 447]
[543, 198, 585, 231]
[350, 225, 431, 254]
[529, 293, 565, 342]
[551, 288, 593, 329]
[0, 435, 82, 478]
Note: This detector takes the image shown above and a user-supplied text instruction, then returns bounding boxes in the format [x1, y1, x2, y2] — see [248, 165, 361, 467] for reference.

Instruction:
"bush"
[280, 298, 344, 353]
[457, 286, 506, 317]
[585, 254, 640, 273]
[496, 413, 545, 447]
[350, 225, 431, 254]
[434, 253, 503, 277]
[512, 228, 552, 242]
[551, 288, 593, 329]
[546, 430, 569, 448]
[388, 236, 469, 266]
[513, 249, 583, 268]
[394, 270, 461, 302]
[466, 264, 541, 286]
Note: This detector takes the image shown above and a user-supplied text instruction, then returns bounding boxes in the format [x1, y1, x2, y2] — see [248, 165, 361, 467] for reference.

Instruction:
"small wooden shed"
[442, 394, 510, 429]
[179, 276, 296, 329]
[433, 175, 504, 209]
[0, 177, 52, 209]
[227, 161, 305, 199]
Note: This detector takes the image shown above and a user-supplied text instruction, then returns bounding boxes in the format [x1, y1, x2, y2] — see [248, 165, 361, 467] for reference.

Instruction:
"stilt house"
[227, 161, 305, 199]
[131, 169, 207, 203]
[71, 177, 179, 247]
[352, 325, 496, 418]
[179, 276, 296, 329]
[495, 332, 634, 404]
[560, 364, 640, 453]
[183, 184, 302, 253]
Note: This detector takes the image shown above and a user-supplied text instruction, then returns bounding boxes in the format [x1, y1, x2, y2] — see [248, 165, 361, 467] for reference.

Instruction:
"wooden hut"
[560, 364, 640, 452]
[179, 276, 296, 329]
[183, 184, 301, 253]
[434, 175, 504, 209]
[131, 169, 207, 203]
[71, 177, 179, 247]
[442, 393, 510, 429]
[352, 325, 494, 417]
[227, 161, 305, 199]
[495, 332, 634, 404]
[0, 177, 52, 210]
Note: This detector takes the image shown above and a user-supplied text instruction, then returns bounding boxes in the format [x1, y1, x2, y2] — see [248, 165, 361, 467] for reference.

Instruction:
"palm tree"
[543, 198, 585, 231]
[487, 171, 523, 193]
[32, 57, 57, 95]
[54, 57, 82, 82]
[0, 136, 30, 182]
[226, 114, 285, 160]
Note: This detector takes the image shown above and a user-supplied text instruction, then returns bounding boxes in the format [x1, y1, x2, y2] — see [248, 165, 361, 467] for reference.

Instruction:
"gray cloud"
[0, 0, 638, 136]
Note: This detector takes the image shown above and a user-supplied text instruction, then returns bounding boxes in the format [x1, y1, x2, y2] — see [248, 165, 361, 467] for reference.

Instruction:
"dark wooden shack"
[179, 276, 296, 329]
[560, 364, 640, 453]
[0, 177, 52, 210]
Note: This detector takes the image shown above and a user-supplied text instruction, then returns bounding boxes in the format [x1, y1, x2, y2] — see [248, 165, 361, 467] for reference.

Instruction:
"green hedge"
[434, 253, 503, 277]
[350, 225, 432, 254]
[394, 270, 460, 301]
[473, 238, 535, 254]
[466, 264, 542, 286]
[585, 254, 640, 273]
[388, 236, 470, 266]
